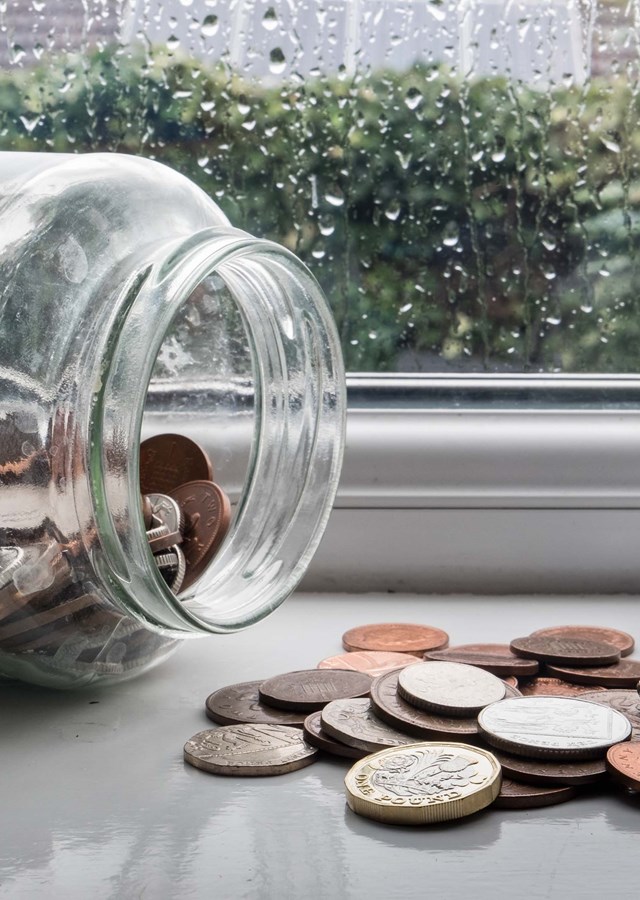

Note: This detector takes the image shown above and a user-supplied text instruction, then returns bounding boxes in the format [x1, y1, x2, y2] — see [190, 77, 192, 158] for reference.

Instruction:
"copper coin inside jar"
[168, 480, 231, 590]
[317, 650, 415, 676]
[606, 742, 640, 791]
[342, 623, 449, 656]
[140, 433, 213, 495]
[509, 635, 620, 666]
[530, 625, 635, 658]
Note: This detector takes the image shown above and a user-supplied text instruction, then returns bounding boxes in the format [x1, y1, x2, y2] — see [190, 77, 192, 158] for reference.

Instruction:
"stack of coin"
[140, 434, 231, 596]
[185, 619, 640, 826]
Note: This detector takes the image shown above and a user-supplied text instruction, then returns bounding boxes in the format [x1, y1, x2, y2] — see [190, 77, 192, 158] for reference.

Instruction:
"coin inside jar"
[397, 661, 506, 716]
[478, 696, 632, 760]
[183, 724, 318, 776]
[344, 742, 502, 825]
[140, 433, 214, 495]
[320, 698, 417, 752]
[259, 669, 372, 712]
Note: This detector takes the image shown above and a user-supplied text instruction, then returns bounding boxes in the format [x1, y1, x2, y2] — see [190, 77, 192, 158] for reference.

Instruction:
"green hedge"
[1, 46, 639, 371]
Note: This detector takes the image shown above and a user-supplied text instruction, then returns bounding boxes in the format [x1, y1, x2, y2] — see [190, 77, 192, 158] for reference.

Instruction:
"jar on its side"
[0, 152, 345, 688]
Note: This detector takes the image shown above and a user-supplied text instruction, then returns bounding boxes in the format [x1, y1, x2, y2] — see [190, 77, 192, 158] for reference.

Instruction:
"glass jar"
[0, 152, 345, 689]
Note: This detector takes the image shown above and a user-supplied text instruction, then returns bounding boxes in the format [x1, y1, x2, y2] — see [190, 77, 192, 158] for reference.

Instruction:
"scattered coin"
[518, 677, 608, 698]
[575, 689, 640, 740]
[606, 742, 640, 791]
[259, 669, 372, 712]
[342, 623, 449, 656]
[492, 750, 607, 786]
[502, 676, 519, 689]
[531, 625, 635, 658]
[140, 433, 213, 495]
[370, 668, 520, 740]
[478, 696, 632, 760]
[545, 658, 640, 688]
[317, 650, 415, 676]
[494, 778, 578, 809]
[205, 681, 307, 727]
[320, 698, 417, 753]
[424, 644, 539, 677]
[183, 724, 318, 776]
[169, 480, 231, 590]
[303, 711, 365, 759]
[397, 661, 506, 716]
[510, 636, 621, 667]
[344, 742, 502, 825]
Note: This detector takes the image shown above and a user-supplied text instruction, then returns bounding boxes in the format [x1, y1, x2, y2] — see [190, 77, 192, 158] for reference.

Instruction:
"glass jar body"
[0, 152, 345, 688]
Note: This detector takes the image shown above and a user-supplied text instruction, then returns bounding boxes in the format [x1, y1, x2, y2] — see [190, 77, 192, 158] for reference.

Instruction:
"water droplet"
[167, 35, 180, 51]
[442, 222, 460, 247]
[426, 0, 446, 21]
[262, 7, 278, 31]
[491, 149, 506, 162]
[269, 48, 286, 75]
[541, 235, 557, 251]
[399, 303, 413, 313]
[600, 136, 621, 153]
[19, 114, 41, 134]
[325, 188, 345, 208]
[318, 218, 335, 236]
[201, 14, 218, 37]
[385, 202, 401, 221]
[405, 88, 423, 111]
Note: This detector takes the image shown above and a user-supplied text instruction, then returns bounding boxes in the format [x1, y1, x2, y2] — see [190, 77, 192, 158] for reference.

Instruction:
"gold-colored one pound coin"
[344, 741, 501, 825]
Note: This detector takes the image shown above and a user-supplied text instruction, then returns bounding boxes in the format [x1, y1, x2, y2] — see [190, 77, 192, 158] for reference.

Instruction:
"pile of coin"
[184, 620, 640, 825]
[140, 434, 231, 595]
[0, 433, 230, 680]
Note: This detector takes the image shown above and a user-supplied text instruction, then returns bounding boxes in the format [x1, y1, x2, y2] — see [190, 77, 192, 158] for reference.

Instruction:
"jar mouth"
[91, 227, 345, 634]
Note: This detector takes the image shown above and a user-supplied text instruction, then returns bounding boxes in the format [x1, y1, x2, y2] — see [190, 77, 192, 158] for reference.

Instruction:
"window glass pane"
[1, 0, 639, 374]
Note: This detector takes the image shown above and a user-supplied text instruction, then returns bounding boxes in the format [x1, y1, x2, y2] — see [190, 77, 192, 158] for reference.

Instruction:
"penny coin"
[321, 698, 417, 753]
[575, 689, 640, 741]
[259, 669, 372, 712]
[509, 636, 620, 667]
[478, 696, 632, 760]
[303, 711, 365, 759]
[184, 724, 318, 776]
[317, 650, 415, 676]
[492, 750, 607, 786]
[141, 495, 154, 528]
[370, 669, 521, 740]
[494, 778, 577, 809]
[545, 658, 640, 688]
[205, 681, 307, 727]
[342, 623, 449, 656]
[518, 678, 608, 698]
[425, 644, 539, 677]
[146, 493, 184, 552]
[398, 661, 506, 716]
[169, 481, 231, 590]
[606, 742, 640, 791]
[344, 742, 502, 825]
[140, 433, 213, 495]
[531, 625, 635, 658]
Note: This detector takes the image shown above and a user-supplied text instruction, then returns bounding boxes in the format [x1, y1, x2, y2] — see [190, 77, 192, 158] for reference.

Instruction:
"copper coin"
[425, 644, 539, 677]
[317, 650, 415, 676]
[606, 742, 640, 791]
[169, 481, 231, 590]
[342, 623, 449, 655]
[369, 668, 520, 740]
[141, 495, 154, 528]
[492, 749, 607, 786]
[302, 711, 365, 759]
[545, 658, 640, 688]
[575, 689, 640, 740]
[259, 669, 372, 712]
[494, 778, 577, 809]
[510, 636, 620, 667]
[205, 680, 307, 727]
[140, 433, 213, 495]
[183, 724, 318, 776]
[518, 677, 608, 698]
[531, 625, 635, 658]
[502, 676, 519, 689]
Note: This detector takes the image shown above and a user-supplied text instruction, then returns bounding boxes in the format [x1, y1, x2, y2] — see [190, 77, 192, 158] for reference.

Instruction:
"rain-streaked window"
[1, 0, 639, 373]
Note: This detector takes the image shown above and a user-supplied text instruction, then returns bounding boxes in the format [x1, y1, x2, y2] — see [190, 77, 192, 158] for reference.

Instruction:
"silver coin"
[154, 545, 186, 594]
[320, 698, 417, 752]
[183, 724, 319, 776]
[0, 546, 25, 590]
[148, 493, 184, 535]
[398, 661, 506, 716]
[478, 696, 632, 760]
